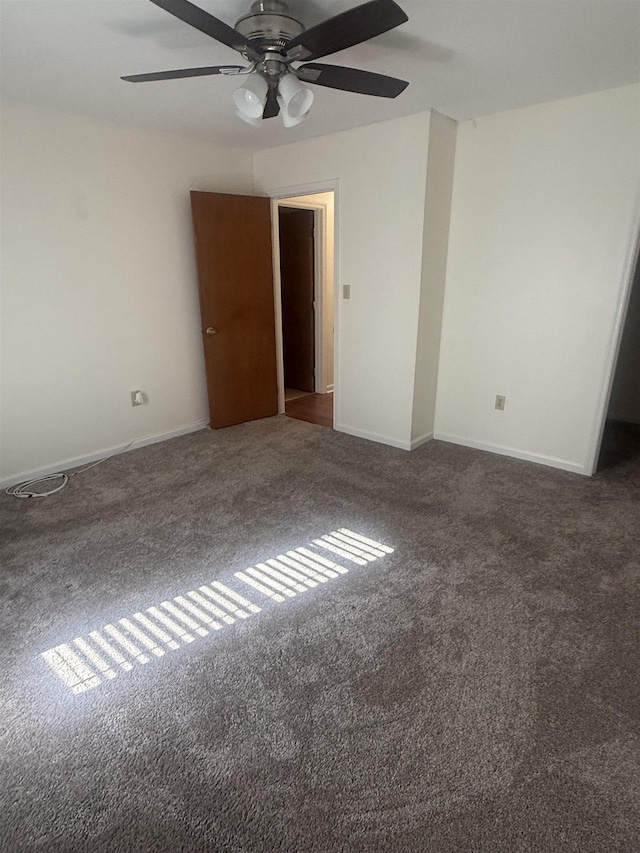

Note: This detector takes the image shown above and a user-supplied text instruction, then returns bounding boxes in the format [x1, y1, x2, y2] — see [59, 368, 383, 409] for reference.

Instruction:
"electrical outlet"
[343, 284, 351, 300]
[131, 390, 144, 407]
[495, 395, 506, 411]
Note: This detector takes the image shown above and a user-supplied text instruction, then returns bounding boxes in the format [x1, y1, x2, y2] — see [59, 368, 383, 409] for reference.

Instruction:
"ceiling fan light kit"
[234, 109, 262, 127]
[277, 98, 306, 127]
[122, 0, 410, 128]
[233, 73, 269, 119]
[277, 72, 314, 116]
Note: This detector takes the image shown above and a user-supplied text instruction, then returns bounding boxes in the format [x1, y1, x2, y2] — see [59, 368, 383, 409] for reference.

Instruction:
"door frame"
[586, 191, 640, 474]
[268, 181, 339, 418]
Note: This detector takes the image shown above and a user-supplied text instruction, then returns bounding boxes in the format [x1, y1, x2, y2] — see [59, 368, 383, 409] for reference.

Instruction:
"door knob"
[205, 327, 218, 336]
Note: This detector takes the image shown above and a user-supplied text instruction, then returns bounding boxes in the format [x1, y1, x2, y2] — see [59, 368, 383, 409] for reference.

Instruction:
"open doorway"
[272, 190, 335, 429]
[597, 246, 640, 473]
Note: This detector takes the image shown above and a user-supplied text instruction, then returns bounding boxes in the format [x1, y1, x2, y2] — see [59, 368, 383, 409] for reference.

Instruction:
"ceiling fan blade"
[262, 88, 280, 119]
[148, 0, 260, 61]
[284, 0, 408, 62]
[296, 63, 408, 98]
[122, 65, 246, 82]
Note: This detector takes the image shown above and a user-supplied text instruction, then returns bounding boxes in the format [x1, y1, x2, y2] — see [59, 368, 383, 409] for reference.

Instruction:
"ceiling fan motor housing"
[235, 1, 304, 52]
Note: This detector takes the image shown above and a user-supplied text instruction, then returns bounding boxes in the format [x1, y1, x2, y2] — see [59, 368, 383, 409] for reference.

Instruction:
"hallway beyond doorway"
[285, 390, 333, 429]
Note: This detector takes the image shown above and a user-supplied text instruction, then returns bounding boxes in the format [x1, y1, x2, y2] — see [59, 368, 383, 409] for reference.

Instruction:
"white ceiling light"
[232, 74, 269, 121]
[277, 104, 306, 128]
[234, 109, 262, 127]
[277, 73, 314, 125]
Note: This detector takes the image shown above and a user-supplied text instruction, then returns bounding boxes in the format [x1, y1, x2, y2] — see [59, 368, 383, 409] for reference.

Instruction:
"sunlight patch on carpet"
[41, 529, 394, 695]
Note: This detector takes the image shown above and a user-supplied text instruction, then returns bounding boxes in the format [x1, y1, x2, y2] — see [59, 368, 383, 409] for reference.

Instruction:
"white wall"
[254, 113, 431, 449]
[411, 111, 457, 446]
[608, 257, 640, 424]
[0, 100, 253, 484]
[435, 84, 640, 474]
[6, 86, 635, 483]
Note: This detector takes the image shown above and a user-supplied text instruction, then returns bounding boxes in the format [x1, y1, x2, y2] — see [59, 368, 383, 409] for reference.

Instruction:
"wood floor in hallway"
[285, 392, 333, 429]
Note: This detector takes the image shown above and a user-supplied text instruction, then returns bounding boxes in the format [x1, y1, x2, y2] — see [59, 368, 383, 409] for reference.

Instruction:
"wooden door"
[191, 191, 278, 429]
[278, 207, 315, 393]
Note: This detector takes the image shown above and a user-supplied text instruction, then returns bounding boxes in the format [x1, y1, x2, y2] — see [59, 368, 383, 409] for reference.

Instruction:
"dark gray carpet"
[1, 415, 639, 852]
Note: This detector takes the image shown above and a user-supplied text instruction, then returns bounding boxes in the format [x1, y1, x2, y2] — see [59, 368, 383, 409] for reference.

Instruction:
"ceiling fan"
[122, 0, 410, 127]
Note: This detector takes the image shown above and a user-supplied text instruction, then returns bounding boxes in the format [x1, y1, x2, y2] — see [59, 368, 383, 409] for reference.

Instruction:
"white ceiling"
[1, 0, 639, 150]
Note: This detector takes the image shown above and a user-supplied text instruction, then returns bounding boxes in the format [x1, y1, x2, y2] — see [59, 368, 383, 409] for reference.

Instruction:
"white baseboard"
[334, 423, 412, 451]
[0, 418, 209, 490]
[334, 424, 433, 452]
[410, 432, 434, 451]
[433, 432, 587, 475]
